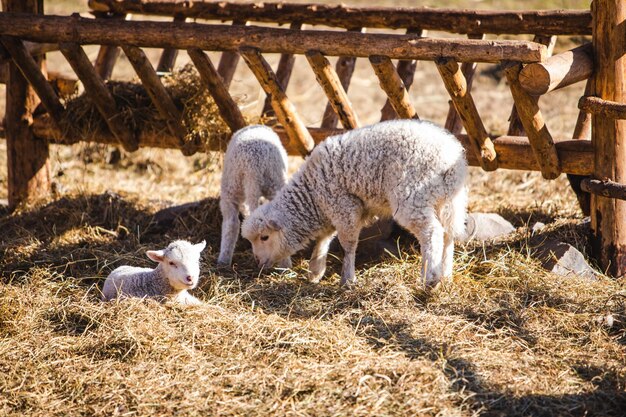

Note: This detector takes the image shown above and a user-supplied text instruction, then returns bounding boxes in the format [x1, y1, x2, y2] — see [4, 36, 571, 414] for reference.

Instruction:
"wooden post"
[590, 0, 626, 277]
[262, 22, 302, 119]
[240, 47, 314, 155]
[306, 50, 359, 130]
[370, 55, 419, 120]
[2, 0, 50, 210]
[216, 20, 246, 89]
[436, 57, 498, 171]
[92, 12, 126, 80]
[156, 14, 185, 73]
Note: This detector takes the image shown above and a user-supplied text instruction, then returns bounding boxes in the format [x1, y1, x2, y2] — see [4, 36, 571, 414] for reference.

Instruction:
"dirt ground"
[1, 0, 625, 416]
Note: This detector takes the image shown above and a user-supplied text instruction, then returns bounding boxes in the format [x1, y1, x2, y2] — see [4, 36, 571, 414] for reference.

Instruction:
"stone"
[459, 212, 516, 242]
[531, 222, 546, 234]
[533, 239, 597, 280]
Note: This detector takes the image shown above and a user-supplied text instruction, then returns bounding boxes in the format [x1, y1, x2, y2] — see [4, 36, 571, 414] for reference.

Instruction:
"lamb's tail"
[439, 185, 468, 239]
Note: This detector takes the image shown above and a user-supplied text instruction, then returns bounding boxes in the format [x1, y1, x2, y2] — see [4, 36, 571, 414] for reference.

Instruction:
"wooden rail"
[88, 0, 591, 35]
[581, 179, 626, 201]
[579, 96, 626, 119]
[0, 14, 548, 63]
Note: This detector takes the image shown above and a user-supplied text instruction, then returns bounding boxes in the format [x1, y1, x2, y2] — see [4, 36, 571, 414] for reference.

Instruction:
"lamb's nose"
[185, 276, 193, 283]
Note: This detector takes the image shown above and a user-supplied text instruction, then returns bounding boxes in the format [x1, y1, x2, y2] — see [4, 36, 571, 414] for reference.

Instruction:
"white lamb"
[241, 119, 468, 287]
[102, 240, 206, 305]
[217, 124, 290, 267]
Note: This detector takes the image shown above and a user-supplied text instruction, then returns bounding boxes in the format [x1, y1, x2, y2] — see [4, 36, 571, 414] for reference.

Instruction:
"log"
[321, 27, 362, 128]
[581, 179, 626, 201]
[0, 41, 58, 64]
[507, 35, 557, 136]
[578, 96, 626, 119]
[519, 43, 593, 95]
[306, 50, 360, 130]
[444, 33, 484, 134]
[435, 57, 498, 171]
[59, 42, 138, 151]
[240, 47, 314, 155]
[262, 22, 302, 119]
[216, 20, 246, 89]
[122, 45, 187, 151]
[92, 13, 127, 80]
[0, 14, 548, 63]
[187, 48, 246, 138]
[3, 0, 50, 210]
[31, 115, 595, 175]
[380, 27, 423, 122]
[504, 62, 560, 179]
[589, 0, 626, 277]
[88, 0, 591, 35]
[0, 36, 66, 133]
[369, 55, 419, 120]
[156, 14, 186, 73]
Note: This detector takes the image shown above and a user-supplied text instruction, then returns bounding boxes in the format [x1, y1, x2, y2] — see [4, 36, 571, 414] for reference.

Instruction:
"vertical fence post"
[590, 0, 626, 276]
[2, 0, 50, 210]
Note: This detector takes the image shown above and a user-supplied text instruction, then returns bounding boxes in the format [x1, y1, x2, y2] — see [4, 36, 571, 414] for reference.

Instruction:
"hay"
[61, 64, 252, 147]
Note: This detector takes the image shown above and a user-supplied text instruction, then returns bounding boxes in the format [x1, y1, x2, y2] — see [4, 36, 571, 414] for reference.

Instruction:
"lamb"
[102, 240, 206, 305]
[217, 124, 291, 267]
[241, 119, 468, 287]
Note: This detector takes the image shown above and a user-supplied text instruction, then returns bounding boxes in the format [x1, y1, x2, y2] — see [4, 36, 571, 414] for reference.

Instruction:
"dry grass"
[2, 0, 626, 416]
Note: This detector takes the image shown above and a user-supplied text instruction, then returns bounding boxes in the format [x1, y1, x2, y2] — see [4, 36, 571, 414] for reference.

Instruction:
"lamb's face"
[147, 240, 206, 290]
[241, 209, 288, 269]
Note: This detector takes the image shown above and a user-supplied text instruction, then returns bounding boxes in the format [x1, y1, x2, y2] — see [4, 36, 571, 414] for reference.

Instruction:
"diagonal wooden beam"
[306, 50, 359, 130]
[240, 46, 314, 155]
[504, 61, 560, 179]
[436, 57, 498, 171]
[370, 55, 419, 120]
[60, 42, 138, 151]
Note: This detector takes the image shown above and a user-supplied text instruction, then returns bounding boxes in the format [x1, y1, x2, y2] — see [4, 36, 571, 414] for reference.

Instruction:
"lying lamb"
[241, 119, 468, 287]
[102, 240, 206, 305]
[218, 124, 290, 267]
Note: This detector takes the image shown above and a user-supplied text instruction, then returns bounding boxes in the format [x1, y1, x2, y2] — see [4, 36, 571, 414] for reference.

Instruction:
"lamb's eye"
[169, 261, 176, 267]
[260, 235, 269, 242]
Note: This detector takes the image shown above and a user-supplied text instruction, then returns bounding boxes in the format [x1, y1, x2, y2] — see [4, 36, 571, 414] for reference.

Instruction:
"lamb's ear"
[266, 219, 282, 232]
[146, 249, 165, 262]
[195, 240, 207, 253]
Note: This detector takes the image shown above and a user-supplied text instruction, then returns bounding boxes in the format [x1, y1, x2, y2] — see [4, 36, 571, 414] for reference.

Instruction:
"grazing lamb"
[102, 240, 206, 305]
[218, 124, 290, 267]
[241, 119, 468, 287]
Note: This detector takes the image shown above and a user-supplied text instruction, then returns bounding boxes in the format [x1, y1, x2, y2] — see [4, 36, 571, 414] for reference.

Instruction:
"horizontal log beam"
[32, 115, 593, 175]
[581, 178, 626, 201]
[519, 43, 593, 95]
[0, 14, 547, 63]
[578, 96, 626, 119]
[88, 0, 591, 35]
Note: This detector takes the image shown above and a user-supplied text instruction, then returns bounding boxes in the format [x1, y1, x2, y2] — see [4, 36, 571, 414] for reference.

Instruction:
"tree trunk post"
[3, 0, 50, 210]
[590, 0, 626, 277]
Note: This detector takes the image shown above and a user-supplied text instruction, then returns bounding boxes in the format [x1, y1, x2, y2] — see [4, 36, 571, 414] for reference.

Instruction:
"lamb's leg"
[442, 231, 454, 279]
[307, 232, 336, 283]
[396, 208, 444, 287]
[217, 199, 240, 266]
[243, 182, 263, 215]
[334, 195, 365, 287]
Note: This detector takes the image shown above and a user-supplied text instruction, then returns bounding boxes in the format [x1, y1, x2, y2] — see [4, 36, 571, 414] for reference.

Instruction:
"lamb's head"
[147, 240, 206, 290]
[241, 205, 291, 269]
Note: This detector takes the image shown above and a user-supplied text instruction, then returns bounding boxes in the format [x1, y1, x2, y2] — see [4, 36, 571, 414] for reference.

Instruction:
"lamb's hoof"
[216, 261, 233, 271]
[307, 271, 323, 284]
[340, 276, 358, 288]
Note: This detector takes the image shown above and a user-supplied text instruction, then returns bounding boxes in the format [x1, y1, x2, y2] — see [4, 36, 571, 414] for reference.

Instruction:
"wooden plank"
[262, 22, 302, 119]
[59, 42, 138, 151]
[370, 55, 419, 120]
[444, 33, 484, 134]
[122, 45, 187, 149]
[0, 36, 66, 133]
[581, 179, 626, 201]
[589, 0, 626, 277]
[322, 27, 362, 128]
[519, 43, 593, 95]
[0, 14, 549, 63]
[504, 62, 560, 179]
[306, 50, 359, 130]
[216, 20, 246, 89]
[579, 96, 626, 119]
[33, 116, 595, 175]
[435, 57, 498, 171]
[240, 47, 315, 155]
[92, 12, 126, 80]
[88, 0, 592, 35]
[156, 14, 186, 73]
[187, 48, 246, 136]
[2, 0, 50, 210]
[380, 27, 423, 122]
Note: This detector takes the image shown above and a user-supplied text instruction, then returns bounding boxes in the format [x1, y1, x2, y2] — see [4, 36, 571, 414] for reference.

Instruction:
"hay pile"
[62, 64, 250, 147]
